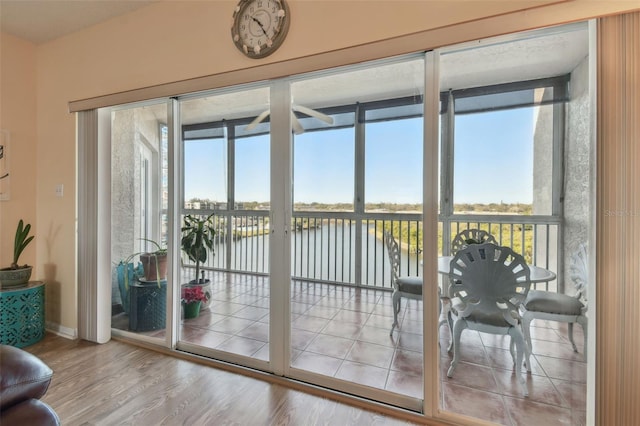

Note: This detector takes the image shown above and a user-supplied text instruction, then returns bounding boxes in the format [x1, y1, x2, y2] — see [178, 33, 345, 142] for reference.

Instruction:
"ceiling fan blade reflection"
[245, 109, 270, 131]
[246, 105, 331, 134]
[293, 104, 334, 125]
[291, 112, 304, 135]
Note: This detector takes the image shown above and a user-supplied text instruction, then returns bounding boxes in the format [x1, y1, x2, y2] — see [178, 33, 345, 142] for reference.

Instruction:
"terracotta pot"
[140, 253, 167, 281]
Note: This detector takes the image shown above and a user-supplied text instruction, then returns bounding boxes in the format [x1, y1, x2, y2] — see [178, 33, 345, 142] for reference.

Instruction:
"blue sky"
[454, 108, 534, 204]
[184, 108, 534, 205]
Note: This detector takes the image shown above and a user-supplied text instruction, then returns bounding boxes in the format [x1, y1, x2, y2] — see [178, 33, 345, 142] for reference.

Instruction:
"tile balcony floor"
[113, 271, 587, 426]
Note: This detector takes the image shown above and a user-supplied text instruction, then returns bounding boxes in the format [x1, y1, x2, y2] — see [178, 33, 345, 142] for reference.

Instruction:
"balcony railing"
[442, 214, 562, 292]
[182, 210, 562, 293]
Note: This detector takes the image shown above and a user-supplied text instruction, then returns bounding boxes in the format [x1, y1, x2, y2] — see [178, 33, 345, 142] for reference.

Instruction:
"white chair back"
[449, 243, 531, 327]
[451, 229, 497, 255]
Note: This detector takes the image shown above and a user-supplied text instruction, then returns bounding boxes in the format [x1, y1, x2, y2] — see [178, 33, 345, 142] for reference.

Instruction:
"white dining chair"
[384, 231, 423, 335]
[521, 244, 588, 362]
[446, 243, 532, 396]
[444, 229, 499, 341]
[451, 228, 498, 255]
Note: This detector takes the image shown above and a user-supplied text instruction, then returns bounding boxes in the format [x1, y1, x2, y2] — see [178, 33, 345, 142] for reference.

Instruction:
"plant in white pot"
[181, 213, 216, 308]
[0, 220, 35, 288]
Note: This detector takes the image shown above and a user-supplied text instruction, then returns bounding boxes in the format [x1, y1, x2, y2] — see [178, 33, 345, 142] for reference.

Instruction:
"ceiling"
[0, 0, 158, 44]
[1, 2, 588, 125]
[177, 23, 589, 125]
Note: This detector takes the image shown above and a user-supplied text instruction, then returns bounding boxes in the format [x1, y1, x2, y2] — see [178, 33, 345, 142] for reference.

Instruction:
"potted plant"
[0, 220, 35, 288]
[181, 213, 216, 308]
[114, 237, 166, 315]
[117, 238, 168, 331]
[181, 285, 207, 319]
[114, 254, 143, 315]
[139, 238, 167, 282]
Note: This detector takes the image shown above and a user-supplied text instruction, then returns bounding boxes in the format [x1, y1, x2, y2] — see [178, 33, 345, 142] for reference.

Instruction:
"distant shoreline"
[185, 199, 532, 215]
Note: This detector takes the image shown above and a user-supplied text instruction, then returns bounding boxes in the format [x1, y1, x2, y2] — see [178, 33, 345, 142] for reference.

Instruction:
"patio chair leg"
[568, 322, 578, 352]
[447, 319, 466, 378]
[578, 316, 588, 361]
[446, 311, 454, 353]
[509, 328, 528, 397]
[390, 291, 401, 335]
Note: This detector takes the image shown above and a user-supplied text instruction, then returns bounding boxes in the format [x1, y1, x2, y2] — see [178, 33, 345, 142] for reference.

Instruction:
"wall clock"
[231, 0, 290, 59]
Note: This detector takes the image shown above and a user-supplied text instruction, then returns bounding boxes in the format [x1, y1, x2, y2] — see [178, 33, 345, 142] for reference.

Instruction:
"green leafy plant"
[140, 238, 167, 255]
[11, 220, 34, 269]
[181, 213, 216, 284]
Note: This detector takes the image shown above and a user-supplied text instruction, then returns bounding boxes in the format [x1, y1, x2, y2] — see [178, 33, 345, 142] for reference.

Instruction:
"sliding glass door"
[105, 55, 434, 411]
[437, 23, 590, 423]
[110, 101, 169, 342]
[162, 56, 431, 409]
[176, 86, 273, 368]
[91, 19, 594, 425]
[286, 57, 428, 409]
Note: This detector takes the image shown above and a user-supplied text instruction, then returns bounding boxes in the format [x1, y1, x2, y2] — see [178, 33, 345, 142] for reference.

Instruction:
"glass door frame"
[270, 52, 439, 413]
[99, 52, 441, 417]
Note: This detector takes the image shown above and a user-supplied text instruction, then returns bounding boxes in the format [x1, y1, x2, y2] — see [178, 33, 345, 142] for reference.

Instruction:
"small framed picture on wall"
[0, 129, 10, 201]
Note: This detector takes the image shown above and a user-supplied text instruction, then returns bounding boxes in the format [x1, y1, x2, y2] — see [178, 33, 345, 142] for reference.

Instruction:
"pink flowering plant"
[181, 286, 207, 304]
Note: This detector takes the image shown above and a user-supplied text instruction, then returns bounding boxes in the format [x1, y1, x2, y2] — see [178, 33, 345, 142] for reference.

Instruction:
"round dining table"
[437, 256, 557, 283]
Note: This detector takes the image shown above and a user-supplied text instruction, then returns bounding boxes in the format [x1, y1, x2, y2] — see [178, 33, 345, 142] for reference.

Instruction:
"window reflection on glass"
[235, 134, 270, 210]
[184, 138, 227, 209]
[365, 117, 423, 210]
[453, 99, 554, 216]
[293, 126, 355, 209]
[180, 87, 269, 212]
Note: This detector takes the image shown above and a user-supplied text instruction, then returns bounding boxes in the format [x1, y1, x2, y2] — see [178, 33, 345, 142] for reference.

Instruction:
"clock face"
[231, 0, 290, 59]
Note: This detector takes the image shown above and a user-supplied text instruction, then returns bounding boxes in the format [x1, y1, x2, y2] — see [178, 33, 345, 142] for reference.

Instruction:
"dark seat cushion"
[524, 290, 584, 316]
[0, 345, 53, 410]
[0, 398, 60, 426]
[396, 277, 423, 295]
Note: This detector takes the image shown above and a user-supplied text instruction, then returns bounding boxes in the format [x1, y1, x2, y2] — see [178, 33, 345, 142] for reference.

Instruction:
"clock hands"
[252, 16, 268, 36]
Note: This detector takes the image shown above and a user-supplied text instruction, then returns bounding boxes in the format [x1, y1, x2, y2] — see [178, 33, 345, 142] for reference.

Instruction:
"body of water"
[205, 223, 422, 288]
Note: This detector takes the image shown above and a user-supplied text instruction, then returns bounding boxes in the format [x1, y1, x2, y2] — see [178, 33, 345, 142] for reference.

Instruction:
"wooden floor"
[25, 333, 425, 426]
[110, 273, 587, 425]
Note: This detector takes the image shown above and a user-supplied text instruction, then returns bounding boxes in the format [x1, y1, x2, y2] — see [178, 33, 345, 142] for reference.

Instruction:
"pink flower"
[181, 286, 207, 303]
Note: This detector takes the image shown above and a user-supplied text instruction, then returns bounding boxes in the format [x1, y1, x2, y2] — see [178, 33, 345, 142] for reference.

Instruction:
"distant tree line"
[186, 198, 532, 215]
[454, 203, 532, 215]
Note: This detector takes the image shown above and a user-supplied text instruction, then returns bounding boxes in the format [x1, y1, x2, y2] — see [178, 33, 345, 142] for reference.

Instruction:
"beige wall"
[0, 33, 37, 270]
[1, 0, 638, 345]
[2, 1, 640, 423]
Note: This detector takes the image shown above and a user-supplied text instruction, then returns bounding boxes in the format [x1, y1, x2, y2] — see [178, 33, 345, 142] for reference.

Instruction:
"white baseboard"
[45, 321, 77, 340]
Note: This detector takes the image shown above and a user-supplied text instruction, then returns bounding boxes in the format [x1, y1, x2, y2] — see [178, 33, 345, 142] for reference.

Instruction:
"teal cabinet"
[0, 281, 45, 348]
